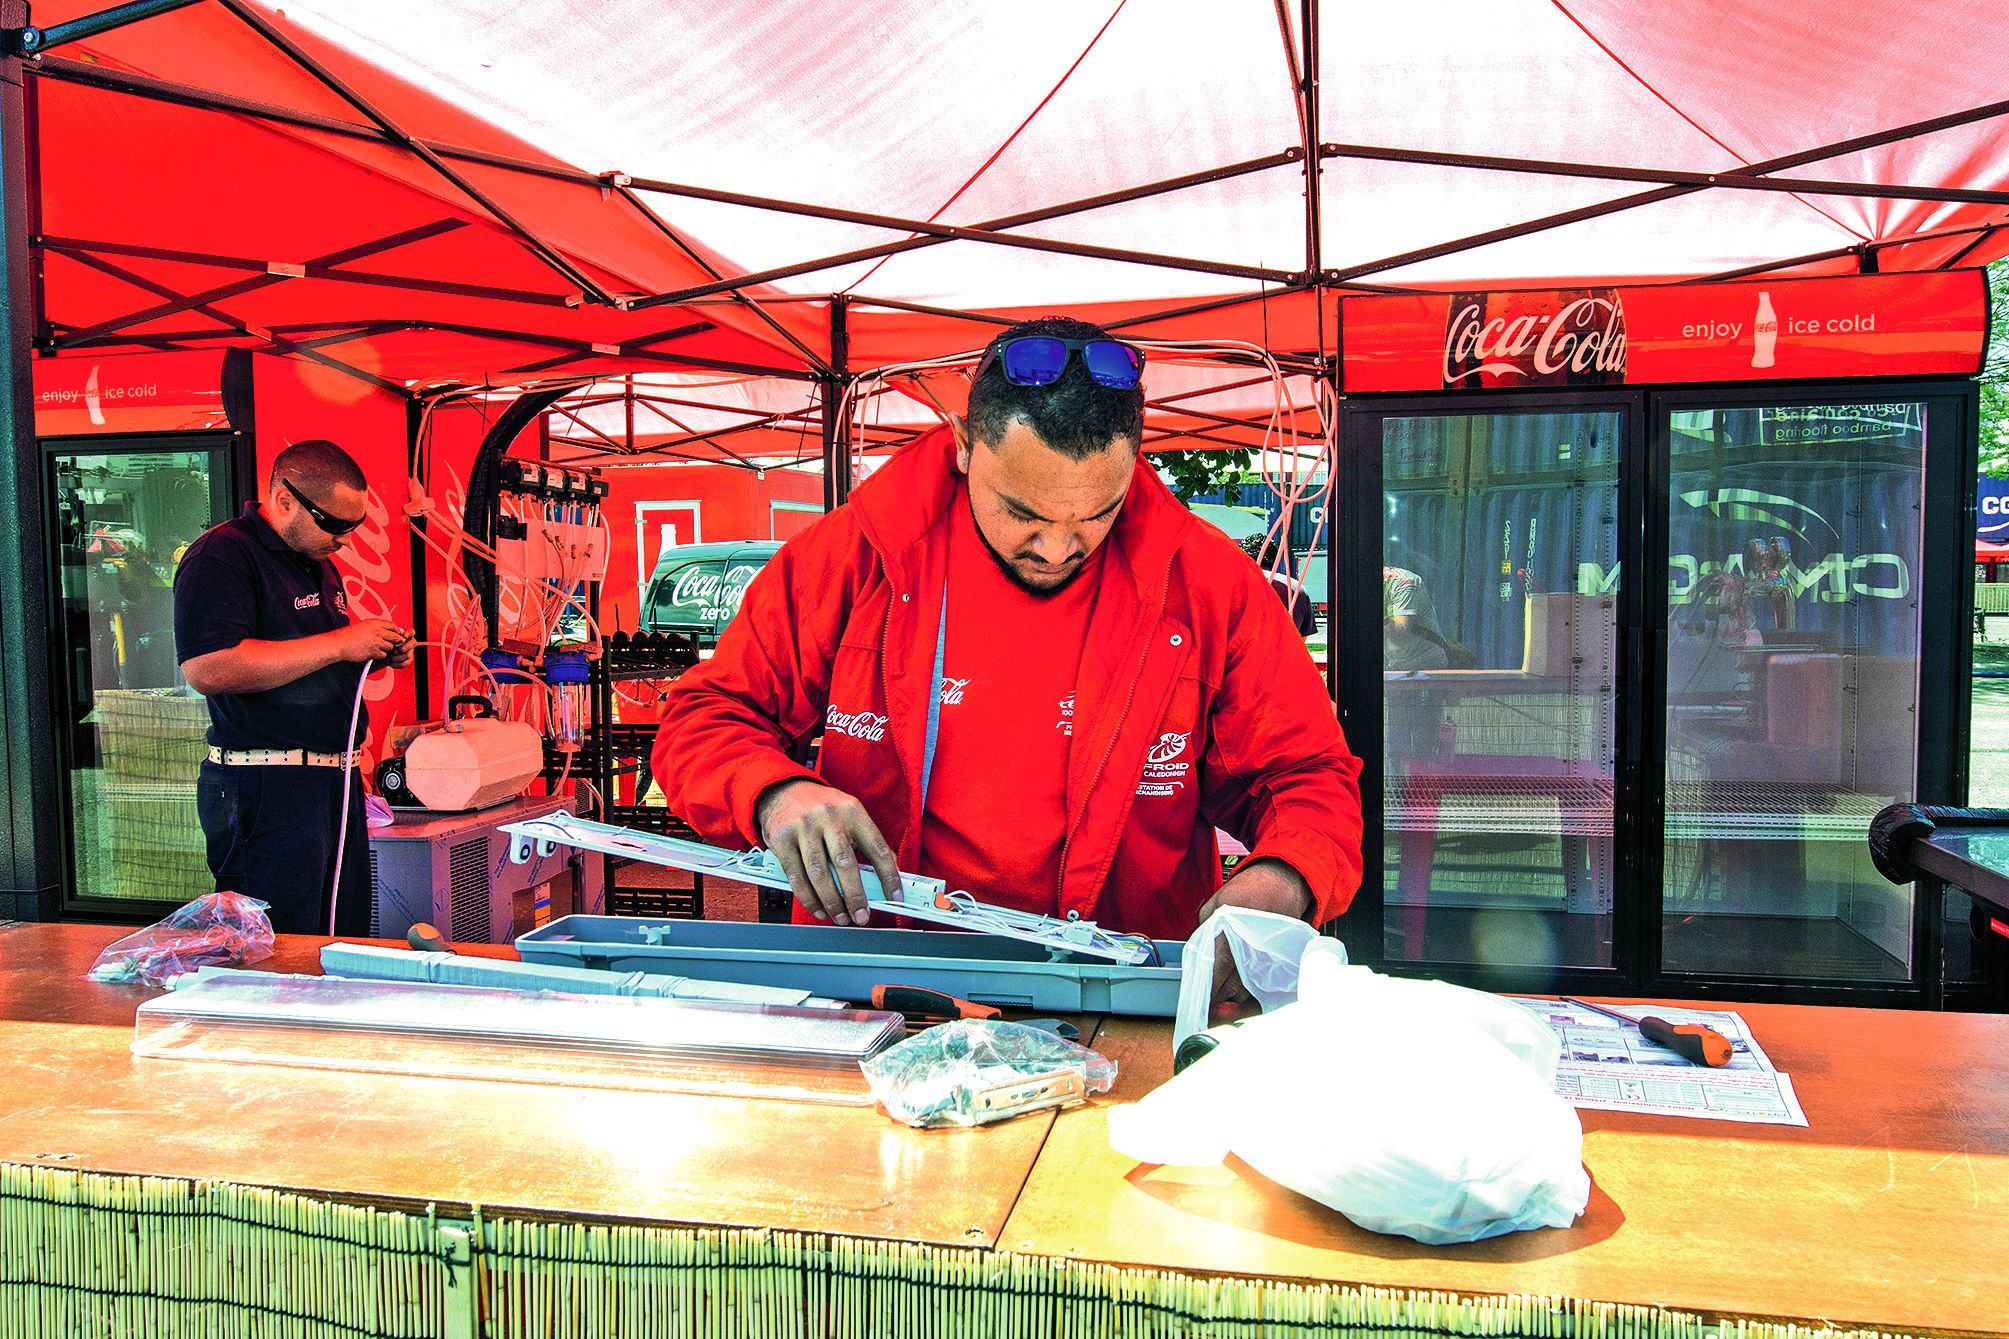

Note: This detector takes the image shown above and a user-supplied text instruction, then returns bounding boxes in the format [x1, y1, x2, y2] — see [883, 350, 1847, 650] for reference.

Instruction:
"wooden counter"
[0, 922, 1066, 1247]
[3, 920, 2006, 1336]
[1006, 1011, 2009, 1336]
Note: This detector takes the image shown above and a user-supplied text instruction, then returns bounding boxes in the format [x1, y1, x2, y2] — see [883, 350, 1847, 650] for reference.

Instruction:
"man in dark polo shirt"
[174, 439, 411, 934]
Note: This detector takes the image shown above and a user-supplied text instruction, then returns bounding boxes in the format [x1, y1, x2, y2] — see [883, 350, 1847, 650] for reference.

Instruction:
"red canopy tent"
[3, 0, 2006, 909]
[11, 0, 2007, 446]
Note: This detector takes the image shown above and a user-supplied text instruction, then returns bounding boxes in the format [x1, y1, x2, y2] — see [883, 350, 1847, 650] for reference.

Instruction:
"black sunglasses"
[975, 336, 1144, 389]
[281, 477, 364, 536]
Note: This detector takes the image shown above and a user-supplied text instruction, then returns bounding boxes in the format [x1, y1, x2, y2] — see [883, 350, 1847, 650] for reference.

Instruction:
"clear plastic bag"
[1112, 907, 1589, 1245]
[861, 1020, 1117, 1128]
[85, 891, 276, 987]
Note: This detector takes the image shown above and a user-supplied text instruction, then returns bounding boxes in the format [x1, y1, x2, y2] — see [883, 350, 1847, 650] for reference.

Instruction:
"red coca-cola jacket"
[651, 426, 1364, 940]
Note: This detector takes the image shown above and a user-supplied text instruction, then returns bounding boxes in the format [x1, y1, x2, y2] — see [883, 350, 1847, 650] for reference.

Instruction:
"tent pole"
[628, 204, 1296, 311]
[1938, 225, 2004, 271]
[1690, 219, 2009, 283]
[609, 182, 830, 375]
[499, 320, 715, 376]
[47, 220, 484, 348]
[1141, 423, 1297, 453]
[1299, 0, 1322, 282]
[58, 244, 409, 395]
[623, 153, 1307, 311]
[547, 403, 630, 456]
[34, 56, 1299, 262]
[213, 0, 619, 307]
[406, 396, 432, 715]
[1316, 140, 2009, 208]
[823, 296, 851, 511]
[840, 295, 1017, 329]
[644, 399, 917, 454]
[0, 0, 59, 917]
[1153, 401, 1326, 443]
[401, 321, 808, 381]
[5, 0, 200, 55]
[1332, 94, 2009, 282]
[40, 233, 577, 310]
[1104, 282, 1336, 332]
[20, 53, 41, 350]
[47, 58, 2005, 221]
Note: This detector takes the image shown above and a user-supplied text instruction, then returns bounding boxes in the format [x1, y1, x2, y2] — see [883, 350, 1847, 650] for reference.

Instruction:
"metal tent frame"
[1, 0, 2003, 912]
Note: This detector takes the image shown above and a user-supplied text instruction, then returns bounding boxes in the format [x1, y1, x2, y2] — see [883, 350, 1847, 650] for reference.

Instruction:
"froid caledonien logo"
[1138, 732, 1193, 798]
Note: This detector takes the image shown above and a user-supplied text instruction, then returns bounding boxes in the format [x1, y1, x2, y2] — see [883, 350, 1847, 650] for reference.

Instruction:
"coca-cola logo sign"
[667, 562, 760, 620]
[1442, 290, 1628, 388]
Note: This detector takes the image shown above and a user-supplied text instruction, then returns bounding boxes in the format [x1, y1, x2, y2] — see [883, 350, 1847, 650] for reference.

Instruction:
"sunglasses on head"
[281, 477, 364, 536]
[975, 336, 1144, 390]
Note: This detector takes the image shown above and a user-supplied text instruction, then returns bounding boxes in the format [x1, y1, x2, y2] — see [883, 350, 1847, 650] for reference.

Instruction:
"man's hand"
[336, 619, 409, 665]
[754, 779, 902, 927]
[1194, 858, 1313, 1005]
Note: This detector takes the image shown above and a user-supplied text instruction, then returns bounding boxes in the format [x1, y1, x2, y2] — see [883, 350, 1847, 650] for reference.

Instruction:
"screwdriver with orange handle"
[1563, 997, 1734, 1067]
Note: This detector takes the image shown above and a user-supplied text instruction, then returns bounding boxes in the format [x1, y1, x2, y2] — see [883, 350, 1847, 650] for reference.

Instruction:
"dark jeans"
[196, 761, 371, 936]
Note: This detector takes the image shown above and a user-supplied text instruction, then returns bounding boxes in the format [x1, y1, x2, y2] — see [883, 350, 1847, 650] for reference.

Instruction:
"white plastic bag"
[1170, 905, 1328, 1049]
[1112, 908, 1589, 1245]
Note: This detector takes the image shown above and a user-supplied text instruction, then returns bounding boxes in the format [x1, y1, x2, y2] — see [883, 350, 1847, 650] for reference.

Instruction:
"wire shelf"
[1386, 773, 1889, 842]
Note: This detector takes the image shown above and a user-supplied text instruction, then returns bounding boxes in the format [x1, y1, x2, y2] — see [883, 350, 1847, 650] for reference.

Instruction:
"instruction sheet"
[1512, 999, 1809, 1127]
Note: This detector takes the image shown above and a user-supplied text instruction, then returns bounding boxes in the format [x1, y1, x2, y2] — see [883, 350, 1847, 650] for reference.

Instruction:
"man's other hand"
[755, 779, 902, 927]
[1194, 858, 1312, 1005]
[337, 619, 409, 665]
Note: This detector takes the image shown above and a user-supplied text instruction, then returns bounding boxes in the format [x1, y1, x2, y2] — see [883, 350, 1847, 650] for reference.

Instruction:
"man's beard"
[969, 492, 1088, 598]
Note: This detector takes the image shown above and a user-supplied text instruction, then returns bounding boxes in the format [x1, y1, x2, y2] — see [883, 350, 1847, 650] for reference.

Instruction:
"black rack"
[587, 630, 705, 918]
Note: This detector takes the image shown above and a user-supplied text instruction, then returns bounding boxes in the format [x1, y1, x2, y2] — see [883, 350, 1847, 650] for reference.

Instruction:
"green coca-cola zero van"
[639, 540, 781, 647]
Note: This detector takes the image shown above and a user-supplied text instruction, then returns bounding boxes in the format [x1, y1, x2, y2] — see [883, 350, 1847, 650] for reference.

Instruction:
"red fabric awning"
[22, 0, 2009, 435]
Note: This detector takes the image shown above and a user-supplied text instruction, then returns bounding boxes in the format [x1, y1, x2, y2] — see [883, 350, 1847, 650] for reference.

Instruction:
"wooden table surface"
[4, 920, 2007, 1334]
[1005, 1009, 2009, 1336]
[0, 921, 1075, 1247]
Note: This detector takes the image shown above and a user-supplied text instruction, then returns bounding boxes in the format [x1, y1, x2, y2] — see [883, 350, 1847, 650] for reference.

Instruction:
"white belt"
[207, 746, 362, 769]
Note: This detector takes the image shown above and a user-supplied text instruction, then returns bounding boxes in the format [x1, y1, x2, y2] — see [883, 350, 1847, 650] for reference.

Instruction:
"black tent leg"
[0, 13, 60, 919]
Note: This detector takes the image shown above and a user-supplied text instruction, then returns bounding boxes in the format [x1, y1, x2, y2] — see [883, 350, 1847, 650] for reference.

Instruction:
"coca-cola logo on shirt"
[1441, 290, 1628, 388]
[825, 705, 888, 742]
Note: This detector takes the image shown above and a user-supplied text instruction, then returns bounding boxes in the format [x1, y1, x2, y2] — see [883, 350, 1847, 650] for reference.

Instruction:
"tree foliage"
[1157, 449, 1254, 503]
[1983, 258, 2008, 479]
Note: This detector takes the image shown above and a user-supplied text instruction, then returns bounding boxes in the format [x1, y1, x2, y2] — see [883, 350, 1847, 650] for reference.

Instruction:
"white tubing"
[326, 663, 375, 937]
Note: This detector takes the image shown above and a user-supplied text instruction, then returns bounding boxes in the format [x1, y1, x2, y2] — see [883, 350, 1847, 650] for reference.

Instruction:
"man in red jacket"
[653, 316, 1363, 948]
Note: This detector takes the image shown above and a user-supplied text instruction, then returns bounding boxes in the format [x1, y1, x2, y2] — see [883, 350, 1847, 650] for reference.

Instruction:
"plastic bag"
[861, 1020, 1117, 1128]
[85, 891, 276, 987]
[1110, 907, 1589, 1245]
[1171, 904, 1332, 1049]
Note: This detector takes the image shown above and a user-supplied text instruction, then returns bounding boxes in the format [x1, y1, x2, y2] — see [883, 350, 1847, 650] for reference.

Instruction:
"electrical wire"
[326, 660, 378, 937]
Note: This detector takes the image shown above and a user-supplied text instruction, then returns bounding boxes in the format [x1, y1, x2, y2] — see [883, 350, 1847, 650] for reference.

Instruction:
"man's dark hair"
[966, 315, 1145, 460]
[270, 438, 366, 497]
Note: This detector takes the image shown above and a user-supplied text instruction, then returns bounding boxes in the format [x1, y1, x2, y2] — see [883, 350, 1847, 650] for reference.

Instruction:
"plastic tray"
[516, 915, 1185, 1017]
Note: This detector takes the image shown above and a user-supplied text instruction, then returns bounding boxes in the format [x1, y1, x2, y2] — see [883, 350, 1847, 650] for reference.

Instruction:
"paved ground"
[1974, 640, 2009, 805]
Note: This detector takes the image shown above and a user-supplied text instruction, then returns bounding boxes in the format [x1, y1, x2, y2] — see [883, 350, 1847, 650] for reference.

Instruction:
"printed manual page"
[1512, 999, 1809, 1127]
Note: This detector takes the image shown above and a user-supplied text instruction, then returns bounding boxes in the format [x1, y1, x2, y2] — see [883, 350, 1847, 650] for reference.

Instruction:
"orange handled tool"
[1563, 997, 1734, 1067]
[870, 985, 1000, 1022]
